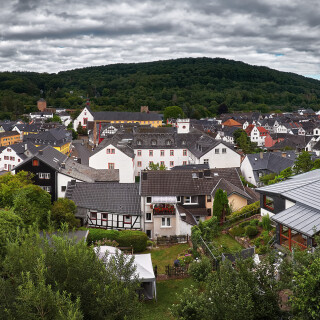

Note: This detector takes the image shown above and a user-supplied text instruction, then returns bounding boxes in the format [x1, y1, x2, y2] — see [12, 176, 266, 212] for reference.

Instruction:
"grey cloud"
[0, 0, 319, 77]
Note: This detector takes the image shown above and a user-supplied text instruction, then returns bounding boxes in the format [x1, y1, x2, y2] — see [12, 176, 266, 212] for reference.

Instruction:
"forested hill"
[1, 57, 320, 119]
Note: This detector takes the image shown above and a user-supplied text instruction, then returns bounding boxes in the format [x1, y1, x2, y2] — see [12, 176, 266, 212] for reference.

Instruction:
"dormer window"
[137, 140, 142, 146]
[182, 140, 186, 145]
[166, 140, 172, 146]
[151, 139, 157, 146]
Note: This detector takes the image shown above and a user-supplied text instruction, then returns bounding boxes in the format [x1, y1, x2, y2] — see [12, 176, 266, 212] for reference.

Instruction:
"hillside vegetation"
[1, 57, 320, 119]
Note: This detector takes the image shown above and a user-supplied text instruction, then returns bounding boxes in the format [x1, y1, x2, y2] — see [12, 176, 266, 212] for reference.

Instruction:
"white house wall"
[240, 156, 257, 186]
[57, 173, 82, 199]
[73, 107, 94, 130]
[134, 148, 189, 175]
[0, 147, 23, 171]
[89, 144, 135, 183]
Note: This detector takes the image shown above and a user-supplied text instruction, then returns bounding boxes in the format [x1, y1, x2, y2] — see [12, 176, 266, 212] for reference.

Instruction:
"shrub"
[229, 226, 245, 237]
[249, 219, 259, 226]
[245, 225, 259, 238]
[188, 256, 212, 282]
[258, 221, 263, 228]
[226, 201, 260, 221]
[262, 214, 272, 231]
[86, 229, 148, 252]
[239, 221, 250, 228]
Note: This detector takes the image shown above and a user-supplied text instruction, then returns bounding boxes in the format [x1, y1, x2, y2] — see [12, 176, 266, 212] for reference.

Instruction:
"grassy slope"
[143, 243, 190, 274]
[140, 278, 194, 320]
[212, 234, 243, 253]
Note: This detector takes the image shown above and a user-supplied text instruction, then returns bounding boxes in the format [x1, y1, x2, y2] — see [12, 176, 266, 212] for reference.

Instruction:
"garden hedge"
[86, 229, 148, 252]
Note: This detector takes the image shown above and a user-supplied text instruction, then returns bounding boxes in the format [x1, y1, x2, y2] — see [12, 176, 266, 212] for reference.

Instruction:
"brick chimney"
[141, 106, 149, 113]
[37, 99, 47, 112]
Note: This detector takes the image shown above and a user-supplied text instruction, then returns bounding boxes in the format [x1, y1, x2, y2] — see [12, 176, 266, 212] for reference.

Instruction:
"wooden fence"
[165, 265, 189, 277]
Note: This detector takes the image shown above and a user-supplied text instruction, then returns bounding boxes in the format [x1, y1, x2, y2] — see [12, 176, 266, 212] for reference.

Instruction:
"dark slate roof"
[171, 164, 210, 171]
[66, 182, 141, 215]
[140, 168, 248, 197]
[246, 152, 295, 174]
[24, 128, 72, 147]
[93, 111, 162, 121]
[270, 135, 312, 150]
[177, 205, 198, 226]
[61, 158, 119, 182]
[212, 178, 251, 199]
[0, 131, 20, 137]
[14, 145, 68, 171]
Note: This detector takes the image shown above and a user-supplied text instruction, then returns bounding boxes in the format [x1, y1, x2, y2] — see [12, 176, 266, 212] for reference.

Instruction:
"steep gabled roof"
[66, 182, 140, 215]
[222, 119, 242, 127]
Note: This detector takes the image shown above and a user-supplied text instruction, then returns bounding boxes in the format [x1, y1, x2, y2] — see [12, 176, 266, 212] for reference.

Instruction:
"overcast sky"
[1, 0, 320, 79]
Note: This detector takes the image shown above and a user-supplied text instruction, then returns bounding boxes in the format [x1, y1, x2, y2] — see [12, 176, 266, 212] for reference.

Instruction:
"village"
[0, 98, 319, 318]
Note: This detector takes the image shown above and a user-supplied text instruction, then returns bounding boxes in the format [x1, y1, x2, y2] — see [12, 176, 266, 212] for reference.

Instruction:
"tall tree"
[212, 189, 230, 224]
[163, 106, 184, 121]
[294, 151, 313, 174]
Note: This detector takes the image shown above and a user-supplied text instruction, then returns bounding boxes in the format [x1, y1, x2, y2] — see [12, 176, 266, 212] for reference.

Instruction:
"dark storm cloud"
[0, 0, 319, 77]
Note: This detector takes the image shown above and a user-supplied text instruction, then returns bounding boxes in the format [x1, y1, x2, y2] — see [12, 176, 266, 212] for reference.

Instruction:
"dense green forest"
[1, 57, 320, 119]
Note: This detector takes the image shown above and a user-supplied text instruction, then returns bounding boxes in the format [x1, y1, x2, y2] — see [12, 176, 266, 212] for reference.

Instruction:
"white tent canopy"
[95, 246, 156, 300]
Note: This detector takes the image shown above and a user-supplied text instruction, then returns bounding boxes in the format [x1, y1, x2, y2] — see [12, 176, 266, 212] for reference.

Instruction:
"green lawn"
[143, 243, 190, 274]
[140, 277, 194, 320]
[211, 233, 243, 253]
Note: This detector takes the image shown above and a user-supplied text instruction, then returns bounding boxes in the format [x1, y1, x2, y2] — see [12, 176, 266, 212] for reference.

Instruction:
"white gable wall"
[89, 144, 135, 183]
[73, 107, 94, 131]
[0, 147, 24, 171]
[240, 156, 257, 186]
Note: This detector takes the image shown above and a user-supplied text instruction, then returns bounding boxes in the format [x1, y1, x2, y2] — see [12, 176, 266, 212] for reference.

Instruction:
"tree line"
[1, 57, 320, 120]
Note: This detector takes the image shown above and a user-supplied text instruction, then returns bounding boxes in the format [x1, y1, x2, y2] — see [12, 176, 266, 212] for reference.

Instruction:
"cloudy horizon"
[1, 0, 320, 79]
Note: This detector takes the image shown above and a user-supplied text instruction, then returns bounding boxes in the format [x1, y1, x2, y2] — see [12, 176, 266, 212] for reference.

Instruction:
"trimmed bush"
[188, 256, 212, 282]
[239, 221, 250, 228]
[245, 225, 259, 238]
[86, 229, 148, 252]
[229, 226, 245, 237]
[226, 201, 260, 221]
[249, 219, 259, 226]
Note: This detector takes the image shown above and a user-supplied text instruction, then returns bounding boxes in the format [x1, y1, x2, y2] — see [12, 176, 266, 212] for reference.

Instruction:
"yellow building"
[0, 132, 22, 147]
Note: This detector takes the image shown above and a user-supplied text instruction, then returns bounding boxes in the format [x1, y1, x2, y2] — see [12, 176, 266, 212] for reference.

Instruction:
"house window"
[83, 118, 88, 125]
[137, 150, 142, 156]
[146, 230, 152, 238]
[108, 163, 115, 169]
[161, 217, 171, 227]
[61, 186, 66, 192]
[149, 161, 153, 166]
[32, 159, 39, 166]
[137, 161, 142, 167]
[160, 161, 165, 166]
[146, 196, 152, 204]
[183, 149, 187, 156]
[160, 150, 165, 156]
[4, 164, 7, 169]
[10, 156, 15, 161]
[184, 196, 198, 204]
[4, 156, 9, 160]
[7, 148, 11, 152]
[215, 149, 219, 154]
[101, 213, 108, 221]
[203, 159, 209, 164]
[183, 161, 187, 165]
[177, 196, 181, 202]
[41, 186, 51, 192]
[166, 140, 172, 146]
[170, 150, 174, 156]
[170, 161, 174, 167]
[124, 215, 132, 224]
[107, 148, 115, 154]
[39, 173, 50, 179]
[207, 195, 212, 202]
[149, 150, 153, 157]
[263, 195, 274, 211]
[151, 139, 157, 146]
[18, 159, 20, 163]
[222, 148, 227, 154]
[146, 212, 152, 221]
[137, 140, 142, 145]
[90, 212, 97, 220]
